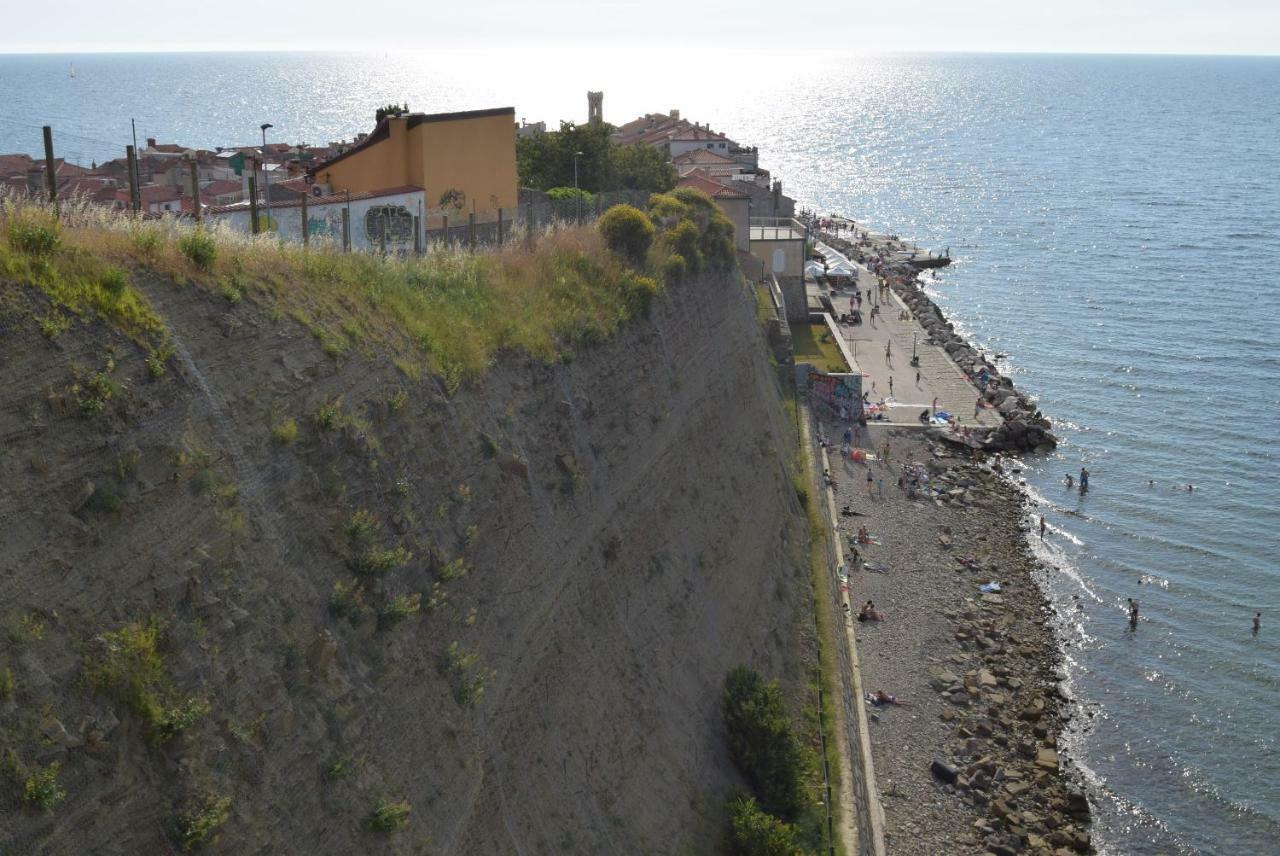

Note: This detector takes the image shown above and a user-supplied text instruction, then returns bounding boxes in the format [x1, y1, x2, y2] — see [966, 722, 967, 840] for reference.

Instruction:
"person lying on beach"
[870, 690, 907, 706]
[857, 526, 871, 544]
[857, 601, 885, 622]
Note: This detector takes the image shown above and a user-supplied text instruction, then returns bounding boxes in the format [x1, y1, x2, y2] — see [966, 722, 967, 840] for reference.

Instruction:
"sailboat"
[69, 63, 76, 79]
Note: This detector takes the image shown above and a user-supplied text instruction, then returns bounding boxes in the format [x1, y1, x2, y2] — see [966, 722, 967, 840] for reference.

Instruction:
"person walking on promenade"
[1254, 612, 1262, 636]
[885, 341, 892, 363]
[1040, 516, 1047, 539]
[915, 369, 921, 385]
[888, 376, 894, 397]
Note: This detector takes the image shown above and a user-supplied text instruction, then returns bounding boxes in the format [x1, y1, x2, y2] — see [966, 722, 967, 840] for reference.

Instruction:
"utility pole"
[341, 207, 350, 252]
[248, 176, 260, 235]
[188, 156, 201, 225]
[468, 212, 476, 251]
[42, 126, 57, 204]
[125, 144, 141, 216]
[260, 123, 274, 204]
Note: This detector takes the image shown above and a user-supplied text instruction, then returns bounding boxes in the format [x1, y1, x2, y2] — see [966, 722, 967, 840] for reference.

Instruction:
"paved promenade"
[809, 254, 1002, 429]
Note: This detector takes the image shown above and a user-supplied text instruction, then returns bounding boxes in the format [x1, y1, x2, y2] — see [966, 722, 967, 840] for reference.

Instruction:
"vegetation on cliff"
[0, 192, 732, 391]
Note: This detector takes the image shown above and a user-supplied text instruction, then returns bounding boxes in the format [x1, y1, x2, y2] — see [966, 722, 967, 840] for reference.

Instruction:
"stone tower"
[587, 91, 603, 126]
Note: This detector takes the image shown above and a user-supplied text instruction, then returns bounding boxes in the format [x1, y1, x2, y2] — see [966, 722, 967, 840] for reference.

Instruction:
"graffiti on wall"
[308, 211, 342, 239]
[364, 205, 414, 247]
[809, 369, 863, 422]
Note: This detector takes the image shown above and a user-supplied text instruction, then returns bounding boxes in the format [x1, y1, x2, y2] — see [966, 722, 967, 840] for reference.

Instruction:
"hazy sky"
[2, 0, 1278, 55]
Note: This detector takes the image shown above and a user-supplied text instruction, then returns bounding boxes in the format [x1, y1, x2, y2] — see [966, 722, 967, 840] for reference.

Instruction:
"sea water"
[2, 50, 1277, 854]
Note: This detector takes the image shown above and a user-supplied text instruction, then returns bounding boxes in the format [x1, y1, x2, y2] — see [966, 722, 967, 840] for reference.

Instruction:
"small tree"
[598, 204, 655, 265]
[727, 795, 803, 856]
[722, 667, 806, 821]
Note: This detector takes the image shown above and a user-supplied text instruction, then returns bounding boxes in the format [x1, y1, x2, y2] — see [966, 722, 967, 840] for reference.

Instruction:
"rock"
[930, 758, 959, 783]
[496, 451, 529, 480]
[978, 669, 998, 689]
[1035, 747, 1059, 771]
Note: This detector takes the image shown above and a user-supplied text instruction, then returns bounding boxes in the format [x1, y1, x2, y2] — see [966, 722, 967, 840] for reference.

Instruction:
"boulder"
[930, 758, 959, 783]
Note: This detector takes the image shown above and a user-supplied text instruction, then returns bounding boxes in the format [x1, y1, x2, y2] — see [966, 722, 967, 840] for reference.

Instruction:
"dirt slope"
[0, 266, 811, 854]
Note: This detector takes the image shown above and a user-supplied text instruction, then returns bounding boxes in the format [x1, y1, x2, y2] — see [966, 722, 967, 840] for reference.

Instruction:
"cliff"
[0, 235, 812, 853]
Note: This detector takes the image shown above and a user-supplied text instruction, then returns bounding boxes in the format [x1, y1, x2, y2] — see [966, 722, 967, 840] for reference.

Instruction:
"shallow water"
[3, 50, 1277, 854]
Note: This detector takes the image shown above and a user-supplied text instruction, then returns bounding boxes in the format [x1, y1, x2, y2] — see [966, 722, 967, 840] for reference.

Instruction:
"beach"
[815, 423, 1091, 856]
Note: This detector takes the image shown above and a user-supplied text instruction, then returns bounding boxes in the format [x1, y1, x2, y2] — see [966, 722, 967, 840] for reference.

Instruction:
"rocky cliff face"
[0, 266, 810, 854]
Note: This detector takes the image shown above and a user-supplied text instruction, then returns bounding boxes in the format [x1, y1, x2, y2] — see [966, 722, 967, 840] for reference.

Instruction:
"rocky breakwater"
[892, 275, 1056, 454]
[820, 229, 1055, 453]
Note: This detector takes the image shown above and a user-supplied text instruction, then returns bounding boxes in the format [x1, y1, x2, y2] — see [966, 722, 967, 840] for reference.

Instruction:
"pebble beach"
[817, 421, 1093, 856]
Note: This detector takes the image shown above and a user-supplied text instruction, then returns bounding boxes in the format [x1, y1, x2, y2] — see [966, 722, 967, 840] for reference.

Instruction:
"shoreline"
[797, 220, 1092, 854]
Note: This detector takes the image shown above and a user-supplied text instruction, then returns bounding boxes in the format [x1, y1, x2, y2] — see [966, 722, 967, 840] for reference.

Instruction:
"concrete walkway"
[807, 253, 1001, 429]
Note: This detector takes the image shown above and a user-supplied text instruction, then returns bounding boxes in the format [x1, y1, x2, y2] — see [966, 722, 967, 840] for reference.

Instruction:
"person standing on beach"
[975, 397, 983, 419]
[932, 397, 938, 415]
[1254, 612, 1262, 636]
[888, 376, 894, 396]
[1039, 516, 1046, 539]
[866, 469, 875, 497]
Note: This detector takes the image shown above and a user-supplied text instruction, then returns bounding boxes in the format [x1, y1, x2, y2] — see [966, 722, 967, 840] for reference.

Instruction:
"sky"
[1, 0, 1278, 55]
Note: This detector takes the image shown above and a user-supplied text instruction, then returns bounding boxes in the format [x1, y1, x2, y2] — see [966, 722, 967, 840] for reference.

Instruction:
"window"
[707, 143, 713, 149]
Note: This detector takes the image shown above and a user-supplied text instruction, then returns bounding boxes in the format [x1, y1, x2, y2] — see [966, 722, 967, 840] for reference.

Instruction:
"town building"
[676, 171, 751, 252]
[308, 107, 518, 225]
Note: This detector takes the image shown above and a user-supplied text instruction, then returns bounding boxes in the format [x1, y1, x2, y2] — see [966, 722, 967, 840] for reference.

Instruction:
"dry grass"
[0, 193, 686, 385]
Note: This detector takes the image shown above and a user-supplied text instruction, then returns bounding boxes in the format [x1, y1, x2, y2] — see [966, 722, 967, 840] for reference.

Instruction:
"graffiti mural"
[364, 205, 414, 247]
[308, 211, 342, 238]
[809, 369, 863, 421]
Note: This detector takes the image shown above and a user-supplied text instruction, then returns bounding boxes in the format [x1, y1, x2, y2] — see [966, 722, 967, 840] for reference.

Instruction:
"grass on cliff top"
[0, 192, 733, 385]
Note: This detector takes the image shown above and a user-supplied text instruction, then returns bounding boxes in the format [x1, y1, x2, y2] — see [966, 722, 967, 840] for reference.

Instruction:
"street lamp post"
[260, 123, 274, 207]
[572, 151, 583, 221]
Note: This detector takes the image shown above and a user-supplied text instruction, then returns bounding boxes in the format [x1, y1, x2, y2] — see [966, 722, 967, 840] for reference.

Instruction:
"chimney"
[670, 109, 680, 120]
[146, 137, 157, 149]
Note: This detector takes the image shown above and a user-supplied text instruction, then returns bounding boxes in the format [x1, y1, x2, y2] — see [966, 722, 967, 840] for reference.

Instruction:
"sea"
[2, 50, 1277, 855]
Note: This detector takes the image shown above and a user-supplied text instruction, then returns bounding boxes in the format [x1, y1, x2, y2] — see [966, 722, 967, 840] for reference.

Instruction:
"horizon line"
[1, 46, 1279, 59]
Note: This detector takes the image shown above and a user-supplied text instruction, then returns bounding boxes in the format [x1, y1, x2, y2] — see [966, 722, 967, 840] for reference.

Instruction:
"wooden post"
[300, 190, 309, 248]
[413, 215, 421, 255]
[468, 212, 476, 251]
[42, 125, 57, 204]
[125, 144, 141, 216]
[442, 214, 449, 249]
[341, 208, 350, 252]
[247, 176, 260, 235]
[526, 201, 534, 251]
[497, 208, 504, 246]
[188, 156, 201, 225]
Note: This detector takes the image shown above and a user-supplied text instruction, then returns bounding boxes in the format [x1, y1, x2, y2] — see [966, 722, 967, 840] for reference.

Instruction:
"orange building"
[310, 107, 517, 224]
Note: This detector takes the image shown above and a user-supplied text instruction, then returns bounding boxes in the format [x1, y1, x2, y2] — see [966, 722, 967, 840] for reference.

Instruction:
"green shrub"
[366, 797, 411, 832]
[726, 795, 802, 856]
[100, 267, 129, 300]
[352, 545, 411, 576]
[329, 578, 369, 624]
[146, 343, 175, 379]
[88, 619, 210, 743]
[662, 219, 704, 274]
[598, 204, 655, 265]
[271, 417, 298, 444]
[7, 210, 60, 256]
[176, 793, 231, 850]
[662, 252, 687, 286]
[722, 667, 806, 821]
[545, 186, 593, 203]
[178, 231, 216, 271]
[40, 311, 70, 339]
[22, 761, 66, 810]
[378, 592, 422, 628]
[0, 667, 13, 699]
